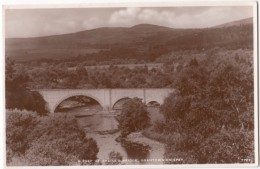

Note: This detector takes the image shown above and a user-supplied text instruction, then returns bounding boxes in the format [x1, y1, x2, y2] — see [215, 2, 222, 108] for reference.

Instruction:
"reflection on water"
[58, 106, 164, 165]
[77, 114, 118, 132]
[123, 144, 149, 159]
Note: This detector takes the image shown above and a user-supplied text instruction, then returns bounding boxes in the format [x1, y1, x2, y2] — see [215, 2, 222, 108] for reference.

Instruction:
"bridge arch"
[53, 93, 104, 113]
[38, 88, 174, 113]
[147, 101, 160, 107]
[112, 97, 132, 110]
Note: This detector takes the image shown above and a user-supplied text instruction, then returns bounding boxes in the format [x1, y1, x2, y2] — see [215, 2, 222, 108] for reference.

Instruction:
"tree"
[6, 110, 99, 165]
[160, 93, 190, 120]
[160, 56, 254, 163]
[6, 59, 29, 89]
[5, 60, 49, 115]
[174, 61, 209, 97]
[208, 63, 253, 130]
[118, 98, 150, 137]
[30, 91, 49, 115]
[76, 64, 88, 77]
[189, 58, 199, 67]
[6, 58, 15, 81]
[61, 72, 80, 88]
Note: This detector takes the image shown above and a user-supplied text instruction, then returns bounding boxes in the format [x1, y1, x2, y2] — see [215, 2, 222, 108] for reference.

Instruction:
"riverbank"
[125, 132, 165, 160]
[141, 125, 181, 144]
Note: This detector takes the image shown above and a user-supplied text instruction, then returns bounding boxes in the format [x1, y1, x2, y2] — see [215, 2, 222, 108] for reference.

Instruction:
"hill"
[5, 18, 253, 62]
[213, 17, 253, 28]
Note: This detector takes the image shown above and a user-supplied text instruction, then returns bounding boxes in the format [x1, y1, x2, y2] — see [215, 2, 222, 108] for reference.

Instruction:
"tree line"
[10, 48, 252, 90]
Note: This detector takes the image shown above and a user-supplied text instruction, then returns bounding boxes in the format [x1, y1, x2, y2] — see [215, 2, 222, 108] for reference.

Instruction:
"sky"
[5, 6, 253, 38]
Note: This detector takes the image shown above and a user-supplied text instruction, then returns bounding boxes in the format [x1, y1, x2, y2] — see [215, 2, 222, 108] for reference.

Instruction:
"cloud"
[108, 8, 141, 26]
[5, 6, 253, 38]
[138, 9, 177, 27]
[108, 7, 253, 28]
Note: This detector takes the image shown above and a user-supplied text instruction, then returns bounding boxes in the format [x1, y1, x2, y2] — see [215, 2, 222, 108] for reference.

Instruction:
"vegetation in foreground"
[6, 109, 99, 166]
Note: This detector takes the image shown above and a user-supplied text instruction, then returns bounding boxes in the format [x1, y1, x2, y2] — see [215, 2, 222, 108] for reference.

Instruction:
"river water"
[57, 106, 165, 165]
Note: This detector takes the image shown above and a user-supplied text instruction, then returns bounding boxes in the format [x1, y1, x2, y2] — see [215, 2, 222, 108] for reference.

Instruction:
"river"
[57, 106, 165, 165]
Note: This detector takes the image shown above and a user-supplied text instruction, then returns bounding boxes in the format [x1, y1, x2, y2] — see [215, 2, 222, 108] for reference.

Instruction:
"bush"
[197, 130, 254, 163]
[6, 109, 39, 157]
[118, 98, 150, 137]
[6, 110, 99, 166]
[164, 130, 254, 164]
[6, 89, 49, 115]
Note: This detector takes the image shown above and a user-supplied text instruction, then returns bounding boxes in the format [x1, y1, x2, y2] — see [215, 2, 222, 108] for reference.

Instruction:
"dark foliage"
[158, 53, 254, 163]
[6, 110, 99, 165]
[118, 98, 150, 137]
[6, 58, 49, 115]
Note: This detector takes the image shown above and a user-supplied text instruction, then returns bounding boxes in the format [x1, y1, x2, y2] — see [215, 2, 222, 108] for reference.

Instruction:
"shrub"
[197, 130, 254, 163]
[6, 110, 99, 166]
[6, 109, 39, 157]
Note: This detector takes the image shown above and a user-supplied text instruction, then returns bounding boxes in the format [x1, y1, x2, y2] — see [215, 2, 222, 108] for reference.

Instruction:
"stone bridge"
[37, 88, 174, 113]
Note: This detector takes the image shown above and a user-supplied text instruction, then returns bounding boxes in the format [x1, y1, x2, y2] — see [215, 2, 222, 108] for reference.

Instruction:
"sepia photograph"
[3, 1, 258, 167]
